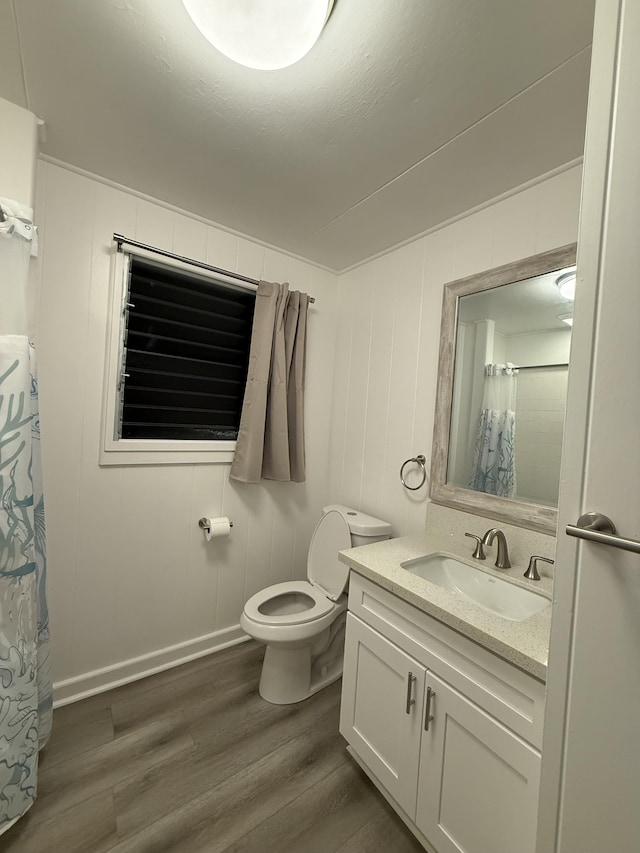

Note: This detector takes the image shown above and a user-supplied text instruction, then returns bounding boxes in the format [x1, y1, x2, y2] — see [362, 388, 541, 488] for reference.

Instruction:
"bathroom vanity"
[338, 535, 552, 853]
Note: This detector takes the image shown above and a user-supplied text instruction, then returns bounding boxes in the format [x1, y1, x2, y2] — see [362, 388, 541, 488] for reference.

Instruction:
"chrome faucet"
[482, 528, 511, 569]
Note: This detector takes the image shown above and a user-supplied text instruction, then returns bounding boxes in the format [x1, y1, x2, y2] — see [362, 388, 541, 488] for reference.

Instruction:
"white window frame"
[100, 244, 254, 466]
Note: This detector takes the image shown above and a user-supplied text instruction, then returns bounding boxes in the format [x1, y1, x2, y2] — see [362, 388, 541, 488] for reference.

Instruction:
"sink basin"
[401, 552, 550, 622]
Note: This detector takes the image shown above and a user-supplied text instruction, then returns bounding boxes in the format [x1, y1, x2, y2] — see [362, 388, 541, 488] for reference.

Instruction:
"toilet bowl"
[241, 505, 391, 704]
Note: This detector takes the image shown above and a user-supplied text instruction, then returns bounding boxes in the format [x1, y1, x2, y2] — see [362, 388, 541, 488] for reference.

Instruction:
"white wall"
[34, 160, 582, 703]
[0, 97, 38, 207]
[506, 330, 571, 504]
[505, 328, 572, 365]
[328, 166, 582, 536]
[515, 367, 568, 505]
[34, 160, 338, 702]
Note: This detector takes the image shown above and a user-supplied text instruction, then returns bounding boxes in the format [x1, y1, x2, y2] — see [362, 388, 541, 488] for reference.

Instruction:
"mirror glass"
[430, 244, 577, 533]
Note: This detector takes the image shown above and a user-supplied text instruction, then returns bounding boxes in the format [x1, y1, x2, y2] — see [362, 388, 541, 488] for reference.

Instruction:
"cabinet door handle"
[405, 672, 417, 714]
[424, 686, 436, 731]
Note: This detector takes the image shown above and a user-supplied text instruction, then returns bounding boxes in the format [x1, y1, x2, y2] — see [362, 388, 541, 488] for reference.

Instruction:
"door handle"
[566, 512, 640, 555]
[405, 672, 417, 714]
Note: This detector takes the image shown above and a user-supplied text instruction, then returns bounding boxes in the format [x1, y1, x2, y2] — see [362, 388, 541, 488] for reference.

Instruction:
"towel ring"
[400, 455, 427, 491]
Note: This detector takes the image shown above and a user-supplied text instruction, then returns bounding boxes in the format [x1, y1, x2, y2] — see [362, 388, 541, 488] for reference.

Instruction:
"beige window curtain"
[230, 280, 309, 483]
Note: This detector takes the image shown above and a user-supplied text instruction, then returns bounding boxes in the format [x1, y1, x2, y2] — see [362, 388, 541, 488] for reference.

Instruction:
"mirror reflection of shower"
[447, 265, 575, 508]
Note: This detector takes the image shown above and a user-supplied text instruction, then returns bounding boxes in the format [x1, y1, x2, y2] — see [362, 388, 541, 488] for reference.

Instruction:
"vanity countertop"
[340, 534, 553, 682]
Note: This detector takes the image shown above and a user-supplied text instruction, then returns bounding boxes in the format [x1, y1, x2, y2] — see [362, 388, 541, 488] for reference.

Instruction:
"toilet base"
[258, 621, 346, 705]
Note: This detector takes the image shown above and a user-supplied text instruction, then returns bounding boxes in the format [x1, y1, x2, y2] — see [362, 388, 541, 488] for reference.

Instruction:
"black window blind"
[120, 257, 255, 440]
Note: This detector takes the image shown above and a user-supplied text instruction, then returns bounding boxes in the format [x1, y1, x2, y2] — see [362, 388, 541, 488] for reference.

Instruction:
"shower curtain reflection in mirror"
[469, 364, 518, 498]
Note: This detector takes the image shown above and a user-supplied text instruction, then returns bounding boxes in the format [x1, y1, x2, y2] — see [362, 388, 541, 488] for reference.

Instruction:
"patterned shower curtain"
[469, 363, 518, 498]
[0, 198, 50, 834]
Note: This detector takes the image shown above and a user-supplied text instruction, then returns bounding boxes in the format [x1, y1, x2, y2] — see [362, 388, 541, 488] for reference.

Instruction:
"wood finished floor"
[2, 641, 424, 853]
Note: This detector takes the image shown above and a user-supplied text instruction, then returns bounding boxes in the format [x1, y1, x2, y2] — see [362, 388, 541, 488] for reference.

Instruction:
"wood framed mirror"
[430, 243, 577, 534]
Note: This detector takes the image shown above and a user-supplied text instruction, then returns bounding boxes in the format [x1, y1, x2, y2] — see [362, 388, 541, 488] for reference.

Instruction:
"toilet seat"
[243, 509, 353, 629]
[244, 581, 334, 626]
[307, 509, 352, 600]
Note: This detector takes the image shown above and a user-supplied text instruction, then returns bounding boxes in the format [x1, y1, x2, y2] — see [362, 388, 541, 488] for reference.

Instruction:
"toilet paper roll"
[202, 517, 232, 541]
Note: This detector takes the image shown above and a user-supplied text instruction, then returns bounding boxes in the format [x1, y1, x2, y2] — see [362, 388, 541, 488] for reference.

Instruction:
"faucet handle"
[465, 533, 486, 560]
[524, 555, 554, 581]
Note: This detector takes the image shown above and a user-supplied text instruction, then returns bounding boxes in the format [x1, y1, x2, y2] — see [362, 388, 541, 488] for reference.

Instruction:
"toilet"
[241, 504, 391, 704]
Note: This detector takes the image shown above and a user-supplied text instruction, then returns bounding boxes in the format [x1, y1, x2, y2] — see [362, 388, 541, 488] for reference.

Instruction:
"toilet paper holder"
[199, 517, 234, 531]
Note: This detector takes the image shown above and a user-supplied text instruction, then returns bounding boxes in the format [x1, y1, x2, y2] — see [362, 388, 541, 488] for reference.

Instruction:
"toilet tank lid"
[322, 505, 392, 537]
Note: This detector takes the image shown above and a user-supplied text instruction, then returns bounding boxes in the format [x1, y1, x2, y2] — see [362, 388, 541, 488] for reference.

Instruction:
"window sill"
[99, 438, 236, 466]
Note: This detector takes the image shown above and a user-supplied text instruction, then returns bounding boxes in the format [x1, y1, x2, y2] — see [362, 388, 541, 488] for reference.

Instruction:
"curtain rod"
[518, 362, 569, 370]
[113, 233, 315, 303]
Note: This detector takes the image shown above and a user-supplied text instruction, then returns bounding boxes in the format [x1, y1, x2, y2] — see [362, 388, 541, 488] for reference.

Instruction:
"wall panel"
[328, 166, 582, 537]
[35, 159, 581, 702]
[35, 161, 338, 700]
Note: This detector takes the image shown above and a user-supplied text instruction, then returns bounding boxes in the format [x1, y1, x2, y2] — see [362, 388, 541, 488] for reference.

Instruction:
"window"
[121, 256, 255, 440]
[101, 248, 255, 465]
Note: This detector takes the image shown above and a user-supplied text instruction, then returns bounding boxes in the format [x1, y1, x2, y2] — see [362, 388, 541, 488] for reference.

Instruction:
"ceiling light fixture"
[182, 0, 335, 70]
[556, 271, 576, 301]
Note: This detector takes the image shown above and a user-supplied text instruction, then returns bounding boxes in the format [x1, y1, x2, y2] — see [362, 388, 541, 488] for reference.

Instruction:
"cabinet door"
[340, 614, 425, 817]
[416, 673, 541, 853]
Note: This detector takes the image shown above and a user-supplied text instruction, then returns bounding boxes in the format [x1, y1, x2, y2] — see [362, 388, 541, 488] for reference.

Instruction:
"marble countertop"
[340, 534, 553, 682]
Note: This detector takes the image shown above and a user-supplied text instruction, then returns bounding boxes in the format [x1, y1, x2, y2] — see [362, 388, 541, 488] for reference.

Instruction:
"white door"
[417, 673, 540, 853]
[339, 614, 425, 816]
[538, 1, 640, 851]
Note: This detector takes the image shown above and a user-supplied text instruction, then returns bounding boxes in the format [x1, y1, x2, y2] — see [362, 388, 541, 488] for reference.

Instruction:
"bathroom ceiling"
[0, 0, 594, 271]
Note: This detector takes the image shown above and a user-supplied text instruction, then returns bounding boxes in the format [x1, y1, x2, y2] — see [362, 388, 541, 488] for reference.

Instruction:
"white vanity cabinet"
[340, 573, 545, 853]
[340, 614, 426, 815]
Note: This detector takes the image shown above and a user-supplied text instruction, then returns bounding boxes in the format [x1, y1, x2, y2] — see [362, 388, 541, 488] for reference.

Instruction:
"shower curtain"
[0, 198, 50, 834]
[469, 363, 518, 498]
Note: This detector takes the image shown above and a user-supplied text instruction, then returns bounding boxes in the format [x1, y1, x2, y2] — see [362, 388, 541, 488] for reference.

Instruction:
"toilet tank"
[322, 505, 392, 547]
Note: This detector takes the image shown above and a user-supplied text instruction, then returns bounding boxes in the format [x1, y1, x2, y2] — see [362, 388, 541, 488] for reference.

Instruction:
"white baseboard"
[53, 624, 250, 708]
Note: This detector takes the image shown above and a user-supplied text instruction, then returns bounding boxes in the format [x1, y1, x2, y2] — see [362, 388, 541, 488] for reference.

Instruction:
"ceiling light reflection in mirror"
[556, 271, 576, 300]
[182, 0, 335, 70]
